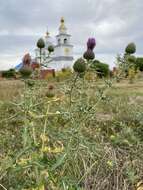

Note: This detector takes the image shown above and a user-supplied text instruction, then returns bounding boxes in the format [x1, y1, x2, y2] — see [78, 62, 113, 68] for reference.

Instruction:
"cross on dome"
[45, 28, 50, 37]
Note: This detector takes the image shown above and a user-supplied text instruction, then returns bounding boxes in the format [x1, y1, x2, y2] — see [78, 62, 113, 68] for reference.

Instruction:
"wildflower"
[107, 160, 113, 167]
[48, 84, 54, 90]
[87, 38, 96, 51]
[110, 135, 116, 140]
[41, 142, 64, 154]
[41, 170, 49, 179]
[55, 111, 61, 114]
[40, 134, 49, 142]
[16, 158, 29, 166]
[123, 139, 130, 145]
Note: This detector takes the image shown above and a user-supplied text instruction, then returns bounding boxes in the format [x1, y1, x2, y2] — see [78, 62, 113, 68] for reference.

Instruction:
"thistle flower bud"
[83, 49, 95, 60]
[73, 58, 86, 73]
[125, 43, 136, 54]
[37, 38, 45, 49]
[48, 84, 54, 90]
[48, 45, 54, 53]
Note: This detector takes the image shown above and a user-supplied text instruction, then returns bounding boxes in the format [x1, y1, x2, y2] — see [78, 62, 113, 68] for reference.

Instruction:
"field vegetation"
[1, 40, 143, 190]
[0, 76, 143, 190]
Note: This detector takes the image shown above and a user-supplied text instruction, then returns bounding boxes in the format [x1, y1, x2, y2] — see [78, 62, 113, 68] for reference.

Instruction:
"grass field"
[0, 80, 24, 101]
[0, 77, 143, 190]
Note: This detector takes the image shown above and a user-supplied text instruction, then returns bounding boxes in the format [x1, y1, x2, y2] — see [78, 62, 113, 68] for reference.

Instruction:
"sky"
[0, 0, 143, 70]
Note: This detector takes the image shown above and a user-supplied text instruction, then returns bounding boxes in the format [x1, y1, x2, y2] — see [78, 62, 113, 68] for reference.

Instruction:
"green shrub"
[91, 60, 109, 78]
[2, 69, 16, 78]
[135, 57, 143, 71]
[19, 67, 32, 78]
[128, 55, 136, 63]
[56, 68, 72, 81]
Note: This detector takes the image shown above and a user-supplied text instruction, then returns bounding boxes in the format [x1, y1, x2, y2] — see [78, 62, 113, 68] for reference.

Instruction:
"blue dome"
[15, 62, 23, 71]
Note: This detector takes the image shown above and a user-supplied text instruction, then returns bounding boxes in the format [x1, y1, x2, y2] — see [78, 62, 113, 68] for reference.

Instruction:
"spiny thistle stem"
[69, 73, 79, 106]
[41, 104, 49, 154]
[0, 184, 7, 190]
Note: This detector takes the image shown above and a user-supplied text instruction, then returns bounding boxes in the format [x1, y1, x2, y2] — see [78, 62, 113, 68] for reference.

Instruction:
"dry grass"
[1, 77, 143, 189]
[0, 79, 24, 101]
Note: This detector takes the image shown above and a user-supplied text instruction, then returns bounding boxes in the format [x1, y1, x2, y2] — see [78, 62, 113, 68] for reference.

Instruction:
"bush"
[128, 55, 136, 63]
[2, 69, 16, 78]
[19, 67, 32, 78]
[91, 60, 110, 78]
[56, 68, 72, 81]
[135, 57, 143, 71]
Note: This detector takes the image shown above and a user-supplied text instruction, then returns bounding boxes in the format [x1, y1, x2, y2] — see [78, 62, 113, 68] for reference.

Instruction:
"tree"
[135, 57, 143, 71]
[2, 69, 16, 78]
[91, 60, 109, 78]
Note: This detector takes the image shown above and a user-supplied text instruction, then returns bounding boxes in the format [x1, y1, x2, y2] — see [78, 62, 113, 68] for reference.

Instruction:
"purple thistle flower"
[87, 38, 96, 51]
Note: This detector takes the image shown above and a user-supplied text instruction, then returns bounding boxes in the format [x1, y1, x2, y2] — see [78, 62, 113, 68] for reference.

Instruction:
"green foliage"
[20, 67, 32, 78]
[116, 53, 137, 78]
[128, 67, 136, 83]
[125, 42, 136, 54]
[135, 57, 143, 71]
[91, 60, 109, 77]
[56, 68, 72, 81]
[73, 58, 86, 73]
[128, 55, 136, 63]
[0, 75, 143, 189]
[2, 69, 16, 78]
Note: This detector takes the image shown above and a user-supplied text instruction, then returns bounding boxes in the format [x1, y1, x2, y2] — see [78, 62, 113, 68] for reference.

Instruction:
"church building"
[35, 17, 74, 71]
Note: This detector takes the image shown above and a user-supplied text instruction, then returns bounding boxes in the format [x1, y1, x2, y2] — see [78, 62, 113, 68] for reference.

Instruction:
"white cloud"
[0, 0, 143, 70]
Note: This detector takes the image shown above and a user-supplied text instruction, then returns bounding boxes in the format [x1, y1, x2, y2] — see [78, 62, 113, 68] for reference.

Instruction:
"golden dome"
[61, 17, 65, 23]
[59, 17, 67, 32]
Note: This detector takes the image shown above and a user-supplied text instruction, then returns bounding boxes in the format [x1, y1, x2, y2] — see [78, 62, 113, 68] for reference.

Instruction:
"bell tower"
[34, 17, 74, 71]
[53, 17, 73, 62]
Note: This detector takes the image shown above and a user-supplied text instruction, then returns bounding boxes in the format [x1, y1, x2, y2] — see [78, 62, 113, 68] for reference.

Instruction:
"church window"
[64, 38, 67, 44]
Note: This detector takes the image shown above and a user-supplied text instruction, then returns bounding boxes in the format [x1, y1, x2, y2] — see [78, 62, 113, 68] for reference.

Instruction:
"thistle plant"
[37, 38, 45, 65]
[116, 42, 137, 79]
[128, 67, 136, 84]
[83, 38, 96, 64]
[47, 45, 54, 57]
[70, 38, 96, 105]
